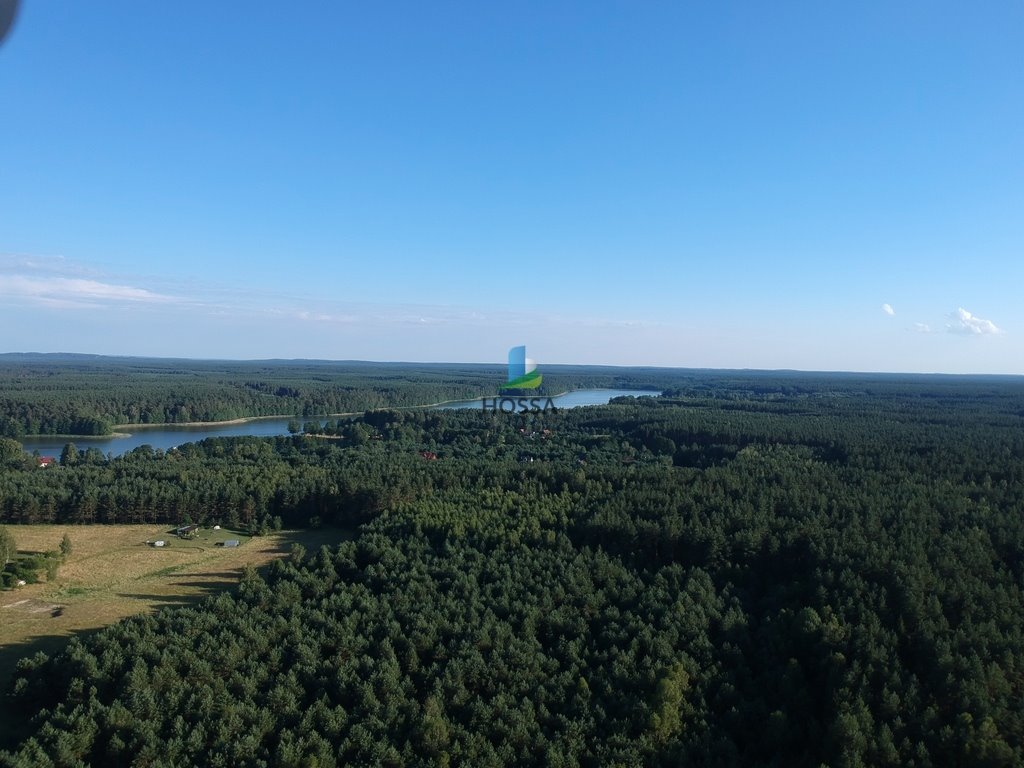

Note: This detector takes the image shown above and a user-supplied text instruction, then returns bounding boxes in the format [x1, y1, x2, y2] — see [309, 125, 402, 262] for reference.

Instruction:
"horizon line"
[1, 351, 1023, 379]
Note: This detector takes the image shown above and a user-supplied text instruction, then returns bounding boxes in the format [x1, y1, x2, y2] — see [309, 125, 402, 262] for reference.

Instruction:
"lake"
[19, 389, 659, 458]
[436, 388, 659, 410]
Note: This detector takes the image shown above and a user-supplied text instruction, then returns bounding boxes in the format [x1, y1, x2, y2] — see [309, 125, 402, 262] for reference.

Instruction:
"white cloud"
[948, 307, 1002, 336]
[0, 253, 99, 278]
[881, 303, 895, 316]
[914, 323, 932, 333]
[0, 257, 665, 346]
[0, 275, 178, 307]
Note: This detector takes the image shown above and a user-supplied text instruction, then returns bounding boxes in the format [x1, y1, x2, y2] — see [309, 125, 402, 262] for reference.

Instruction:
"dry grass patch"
[0, 524, 347, 686]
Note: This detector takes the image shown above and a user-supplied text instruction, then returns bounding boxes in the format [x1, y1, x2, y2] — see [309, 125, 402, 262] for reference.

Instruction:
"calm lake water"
[436, 388, 659, 410]
[20, 389, 659, 458]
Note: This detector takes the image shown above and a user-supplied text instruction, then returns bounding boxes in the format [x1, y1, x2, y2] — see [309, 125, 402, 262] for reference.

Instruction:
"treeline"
[0, 356, 660, 437]
[0, 527, 70, 589]
[1, 381, 1024, 764]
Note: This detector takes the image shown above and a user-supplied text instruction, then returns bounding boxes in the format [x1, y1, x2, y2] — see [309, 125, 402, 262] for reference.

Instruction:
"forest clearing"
[0, 524, 346, 687]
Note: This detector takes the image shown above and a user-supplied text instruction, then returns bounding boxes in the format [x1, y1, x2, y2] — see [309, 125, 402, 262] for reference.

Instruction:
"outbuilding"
[223, 539, 240, 548]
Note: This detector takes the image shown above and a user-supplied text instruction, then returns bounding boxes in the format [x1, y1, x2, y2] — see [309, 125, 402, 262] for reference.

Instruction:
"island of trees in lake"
[1, 357, 1023, 765]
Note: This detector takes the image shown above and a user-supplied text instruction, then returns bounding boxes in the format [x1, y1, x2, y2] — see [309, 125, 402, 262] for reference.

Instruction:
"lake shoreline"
[19, 389, 660, 444]
[92, 390, 580, 433]
[117, 414, 296, 430]
[19, 431, 133, 441]
[407, 390, 571, 409]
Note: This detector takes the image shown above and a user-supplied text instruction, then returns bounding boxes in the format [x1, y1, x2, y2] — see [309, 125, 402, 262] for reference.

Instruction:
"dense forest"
[0, 355, 662, 437]
[2, 372, 1024, 765]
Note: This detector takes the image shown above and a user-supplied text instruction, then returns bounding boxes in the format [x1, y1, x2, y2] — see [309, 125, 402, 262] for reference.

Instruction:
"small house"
[420, 450, 438, 460]
[213, 525, 221, 530]
[36, 456, 56, 468]
[223, 539, 240, 548]
[175, 524, 200, 539]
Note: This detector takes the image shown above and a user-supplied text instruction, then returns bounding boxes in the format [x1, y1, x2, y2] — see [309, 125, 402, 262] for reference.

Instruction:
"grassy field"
[0, 524, 349, 689]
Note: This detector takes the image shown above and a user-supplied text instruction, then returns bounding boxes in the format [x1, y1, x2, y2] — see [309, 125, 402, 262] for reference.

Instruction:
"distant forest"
[2, 371, 1024, 765]
[0, 355, 665, 437]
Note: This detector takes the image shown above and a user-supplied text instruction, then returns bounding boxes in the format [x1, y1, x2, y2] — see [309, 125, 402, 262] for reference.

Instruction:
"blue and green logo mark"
[501, 345, 542, 390]
[483, 345, 555, 412]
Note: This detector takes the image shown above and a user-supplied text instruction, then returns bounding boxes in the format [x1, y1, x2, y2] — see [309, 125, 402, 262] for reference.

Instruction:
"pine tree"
[60, 442, 80, 466]
[0, 525, 15, 568]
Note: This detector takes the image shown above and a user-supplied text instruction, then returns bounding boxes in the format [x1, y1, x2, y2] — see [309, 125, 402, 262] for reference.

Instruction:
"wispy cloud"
[881, 303, 895, 316]
[914, 322, 932, 333]
[0, 253, 100, 278]
[0, 275, 178, 307]
[947, 307, 1002, 336]
[0, 255, 663, 340]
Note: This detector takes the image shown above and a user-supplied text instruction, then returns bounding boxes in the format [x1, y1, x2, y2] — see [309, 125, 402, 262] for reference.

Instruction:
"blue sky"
[1, 1, 1022, 372]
